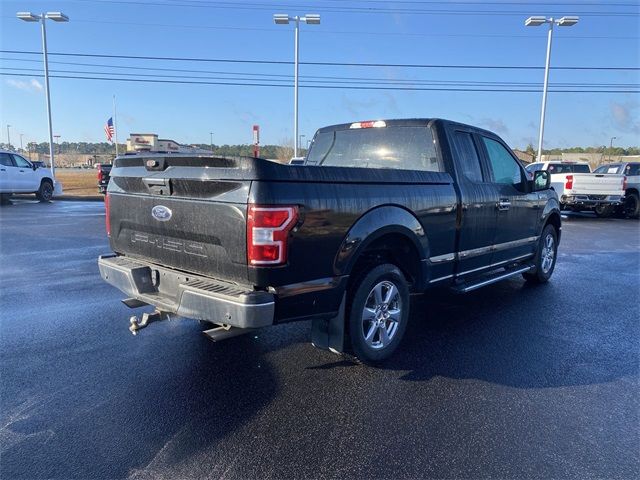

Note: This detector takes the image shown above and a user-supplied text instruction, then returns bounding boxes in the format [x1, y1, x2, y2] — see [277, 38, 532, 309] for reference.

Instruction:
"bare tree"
[274, 138, 294, 163]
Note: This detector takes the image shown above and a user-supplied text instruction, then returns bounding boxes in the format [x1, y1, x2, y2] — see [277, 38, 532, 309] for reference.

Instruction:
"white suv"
[0, 150, 62, 202]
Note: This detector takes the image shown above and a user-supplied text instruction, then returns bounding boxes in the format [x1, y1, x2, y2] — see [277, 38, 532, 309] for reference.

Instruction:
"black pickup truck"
[99, 118, 560, 363]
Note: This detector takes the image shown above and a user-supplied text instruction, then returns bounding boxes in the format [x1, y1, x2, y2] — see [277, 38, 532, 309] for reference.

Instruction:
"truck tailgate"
[567, 173, 625, 195]
[107, 156, 250, 285]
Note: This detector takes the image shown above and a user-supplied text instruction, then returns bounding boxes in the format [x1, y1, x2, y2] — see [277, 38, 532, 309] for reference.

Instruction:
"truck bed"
[107, 154, 455, 288]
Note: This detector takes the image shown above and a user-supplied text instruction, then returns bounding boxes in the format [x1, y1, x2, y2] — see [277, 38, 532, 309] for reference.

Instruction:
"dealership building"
[126, 133, 208, 154]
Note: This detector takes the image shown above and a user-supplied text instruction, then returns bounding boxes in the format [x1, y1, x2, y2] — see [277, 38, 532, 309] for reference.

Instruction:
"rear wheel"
[595, 204, 613, 218]
[624, 192, 639, 219]
[347, 263, 410, 364]
[36, 180, 53, 202]
[523, 224, 558, 284]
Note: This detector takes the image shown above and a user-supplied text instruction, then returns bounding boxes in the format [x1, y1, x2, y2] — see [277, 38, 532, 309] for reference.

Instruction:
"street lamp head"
[302, 14, 321, 25]
[16, 12, 40, 22]
[525, 16, 548, 27]
[274, 14, 290, 25]
[556, 16, 579, 26]
[45, 12, 69, 22]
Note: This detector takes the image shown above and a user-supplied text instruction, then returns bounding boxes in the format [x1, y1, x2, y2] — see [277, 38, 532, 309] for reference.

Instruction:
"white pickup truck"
[0, 149, 62, 202]
[525, 161, 625, 217]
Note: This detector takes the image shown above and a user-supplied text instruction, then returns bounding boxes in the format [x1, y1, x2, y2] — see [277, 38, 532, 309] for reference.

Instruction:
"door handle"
[19, 170, 25, 173]
[497, 199, 511, 211]
[0, 168, 5, 171]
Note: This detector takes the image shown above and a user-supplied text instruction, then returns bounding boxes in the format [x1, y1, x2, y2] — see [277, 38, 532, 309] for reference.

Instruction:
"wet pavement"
[1, 199, 638, 479]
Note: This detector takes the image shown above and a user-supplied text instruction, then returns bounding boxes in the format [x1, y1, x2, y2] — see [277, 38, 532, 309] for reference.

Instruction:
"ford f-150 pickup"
[98, 118, 561, 363]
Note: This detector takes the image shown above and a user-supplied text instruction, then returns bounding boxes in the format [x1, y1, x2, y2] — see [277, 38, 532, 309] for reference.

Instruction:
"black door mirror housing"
[532, 170, 551, 191]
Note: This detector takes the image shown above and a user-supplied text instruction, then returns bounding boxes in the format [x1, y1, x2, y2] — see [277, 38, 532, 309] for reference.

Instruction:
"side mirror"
[32, 164, 37, 170]
[532, 170, 550, 191]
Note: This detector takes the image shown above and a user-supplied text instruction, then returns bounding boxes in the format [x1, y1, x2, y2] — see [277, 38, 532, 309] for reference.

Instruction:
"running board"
[452, 264, 534, 293]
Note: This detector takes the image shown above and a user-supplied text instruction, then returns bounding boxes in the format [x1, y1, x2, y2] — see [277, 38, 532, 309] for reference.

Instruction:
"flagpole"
[113, 94, 119, 157]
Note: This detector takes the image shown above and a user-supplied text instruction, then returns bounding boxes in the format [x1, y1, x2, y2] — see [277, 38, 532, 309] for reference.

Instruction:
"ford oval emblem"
[151, 205, 172, 222]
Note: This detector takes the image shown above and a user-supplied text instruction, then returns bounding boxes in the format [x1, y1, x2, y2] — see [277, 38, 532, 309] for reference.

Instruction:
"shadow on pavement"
[0, 326, 278, 479]
[379, 280, 638, 387]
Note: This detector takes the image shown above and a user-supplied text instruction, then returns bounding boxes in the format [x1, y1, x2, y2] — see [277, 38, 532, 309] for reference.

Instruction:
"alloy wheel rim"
[541, 234, 555, 273]
[361, 280, 402, 350]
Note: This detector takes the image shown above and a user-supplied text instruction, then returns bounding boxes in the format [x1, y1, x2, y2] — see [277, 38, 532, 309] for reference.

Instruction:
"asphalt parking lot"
[1, 199, 638, 479]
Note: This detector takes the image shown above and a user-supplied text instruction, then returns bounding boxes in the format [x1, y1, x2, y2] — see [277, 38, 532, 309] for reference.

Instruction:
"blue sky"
[1, 0, 638, 149]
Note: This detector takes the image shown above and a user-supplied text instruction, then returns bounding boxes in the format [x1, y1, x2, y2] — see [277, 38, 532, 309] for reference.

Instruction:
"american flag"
[104, 117, 114, 142]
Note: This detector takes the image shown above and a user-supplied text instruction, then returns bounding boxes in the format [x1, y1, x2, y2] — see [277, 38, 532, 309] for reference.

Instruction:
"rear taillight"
[623, 176, 628, 191]
[105, 193, 111, 237]
[97, 166, 103, 183]
[565, 175, 573, 190]
[247, 205, 298, 265]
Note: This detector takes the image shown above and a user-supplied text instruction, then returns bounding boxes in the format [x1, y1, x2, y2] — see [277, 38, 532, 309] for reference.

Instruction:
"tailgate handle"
[142, 177, 171, 196]
[143, 177, 168, 186]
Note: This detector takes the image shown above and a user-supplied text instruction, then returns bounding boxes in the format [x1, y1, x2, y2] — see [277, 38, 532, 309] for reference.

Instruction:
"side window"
[0, 153, 14, 167]
[452, 131, 483, 182]
[481, 137, 523, 186]
[526, 163, 543, 173]
[593, 165, 608, 174]
[11, 155, 31, 168]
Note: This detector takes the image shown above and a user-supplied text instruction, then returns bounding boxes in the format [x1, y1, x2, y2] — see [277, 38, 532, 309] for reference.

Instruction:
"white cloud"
[6, 78, 43, 93]
[610, 100, 640, 134]
[479, 117, 509, 135]
[30, 79, 43, 91]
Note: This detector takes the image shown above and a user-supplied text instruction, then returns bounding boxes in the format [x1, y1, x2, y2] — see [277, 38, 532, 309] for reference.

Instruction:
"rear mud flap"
[311, 294, 346, 354]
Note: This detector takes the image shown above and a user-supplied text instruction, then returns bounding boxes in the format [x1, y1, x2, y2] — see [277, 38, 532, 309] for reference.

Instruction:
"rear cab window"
[451, 131, 484, 182]
[547, 163, 591, 174]
[307, 124, 441, 172]
[625, 164, 640, 176]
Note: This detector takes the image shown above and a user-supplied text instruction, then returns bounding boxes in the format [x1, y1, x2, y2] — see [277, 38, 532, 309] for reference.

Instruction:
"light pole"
[210, 132, 214, 153]
[17, 11, 69, 179]
[609, 136, 617, 162]
[525, 15, 579, 162]
[273, 13, 320, 158]
[19, 133, 24, 152]
[6, 125, 11, 149]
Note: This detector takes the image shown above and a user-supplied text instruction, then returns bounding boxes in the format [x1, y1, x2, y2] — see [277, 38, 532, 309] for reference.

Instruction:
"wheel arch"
[334, 205, 428, 291]
[543, 210, 562, 242]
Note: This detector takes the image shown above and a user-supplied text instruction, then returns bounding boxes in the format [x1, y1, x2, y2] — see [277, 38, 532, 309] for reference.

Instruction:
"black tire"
[347, 263, 410, 364]
[523, 224, 558, 284]
[36, 180, 53, 202]
[624, 192, 639, 219]
[595, 204, 613, 218]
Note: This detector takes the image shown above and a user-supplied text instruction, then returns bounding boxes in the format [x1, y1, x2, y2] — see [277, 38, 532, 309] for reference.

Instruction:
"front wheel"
[523, 224, 558, 284]
[347, 264, 410, 364]
[36, 180, 54, 202]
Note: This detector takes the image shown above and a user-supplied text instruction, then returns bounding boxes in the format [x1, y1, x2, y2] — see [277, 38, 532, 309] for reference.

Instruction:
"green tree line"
[1, 141, 637, 158]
